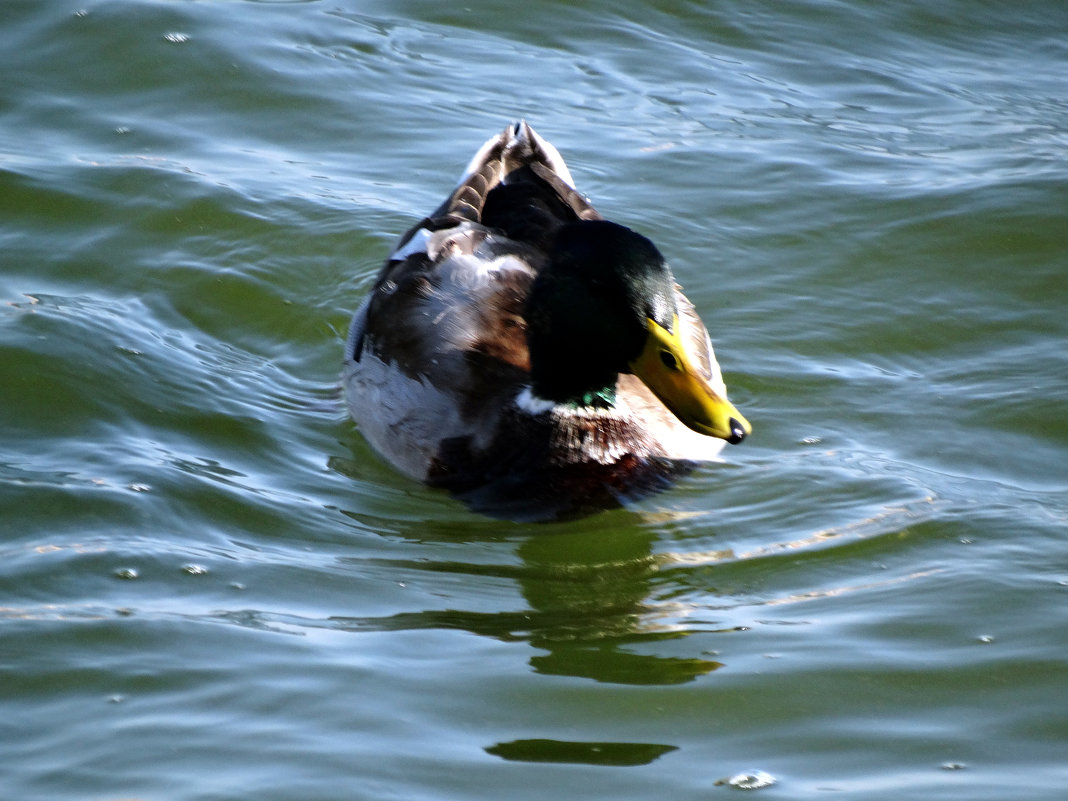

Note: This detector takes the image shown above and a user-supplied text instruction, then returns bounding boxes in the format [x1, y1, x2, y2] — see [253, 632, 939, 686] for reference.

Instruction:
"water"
[2, 1, 1066, 798]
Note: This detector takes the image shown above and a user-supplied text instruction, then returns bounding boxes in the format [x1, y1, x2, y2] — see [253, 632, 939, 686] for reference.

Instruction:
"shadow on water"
[298, 438, 952, 767]
[327, 520, 719, 767]
[329, 523, 723, 686]
[485, 738, 678, 767]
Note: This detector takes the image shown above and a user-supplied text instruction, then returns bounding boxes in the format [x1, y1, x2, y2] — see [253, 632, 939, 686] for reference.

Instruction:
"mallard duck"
[343, 121, 750, 520]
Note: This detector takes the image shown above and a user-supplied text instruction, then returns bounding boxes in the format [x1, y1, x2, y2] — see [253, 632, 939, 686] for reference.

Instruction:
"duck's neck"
[570, 385, 617, 410]
[527, 360, 619, 411]
[520, 378, 617, 414]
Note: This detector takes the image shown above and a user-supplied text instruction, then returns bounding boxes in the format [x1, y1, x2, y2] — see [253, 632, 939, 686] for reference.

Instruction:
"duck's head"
[525, 220, 751, 444]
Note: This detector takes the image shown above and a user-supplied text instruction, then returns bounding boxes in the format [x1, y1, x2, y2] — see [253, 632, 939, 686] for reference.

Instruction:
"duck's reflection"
[485, 738, 677, 767]
[329, 512, 727, 767]
[331, 518, 723, 686]
[516, 527, 723, 685]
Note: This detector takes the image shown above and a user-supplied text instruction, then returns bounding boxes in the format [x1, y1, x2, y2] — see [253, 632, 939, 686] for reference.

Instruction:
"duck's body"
[343, 122, 749, 520]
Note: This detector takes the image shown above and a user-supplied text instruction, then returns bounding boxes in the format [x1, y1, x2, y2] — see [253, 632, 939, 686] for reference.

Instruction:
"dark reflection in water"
[485, 738, 677, 767]
[517, 529, 723, 684]
[330, 449, 687, 523]
[332, 525, 723, 685]
[442, 459, 691, 523]
[530, 643, 719, 685]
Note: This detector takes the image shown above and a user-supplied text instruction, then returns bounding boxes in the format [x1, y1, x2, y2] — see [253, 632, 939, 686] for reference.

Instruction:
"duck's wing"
[372, 120, 598, 301]
[348, 121, 599, 368]
[343, 122, 597, 479]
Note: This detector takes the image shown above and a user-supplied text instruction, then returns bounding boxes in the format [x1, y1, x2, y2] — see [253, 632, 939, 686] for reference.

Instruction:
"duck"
[343, 121, 750, 520]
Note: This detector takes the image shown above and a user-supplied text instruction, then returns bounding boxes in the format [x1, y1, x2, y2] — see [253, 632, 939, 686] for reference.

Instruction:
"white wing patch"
[388, 226, 434, 262]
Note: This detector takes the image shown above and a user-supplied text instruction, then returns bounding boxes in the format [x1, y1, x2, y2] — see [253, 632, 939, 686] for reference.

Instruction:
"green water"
[2, 1, 1066, 799]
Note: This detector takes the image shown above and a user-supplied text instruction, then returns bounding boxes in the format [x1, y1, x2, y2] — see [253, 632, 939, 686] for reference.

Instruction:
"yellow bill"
[628, 315, 751, 444]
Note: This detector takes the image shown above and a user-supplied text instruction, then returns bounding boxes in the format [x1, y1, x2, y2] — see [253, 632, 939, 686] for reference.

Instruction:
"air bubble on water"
[941, 762, 967, 771]
[716, 770, 776, 790]
[182, 564, 208, 576]
[977, 634, 994, 644]
[113, 567, 139, 580]
[128, 483, 151, 492]
[163, 32, 189, 44]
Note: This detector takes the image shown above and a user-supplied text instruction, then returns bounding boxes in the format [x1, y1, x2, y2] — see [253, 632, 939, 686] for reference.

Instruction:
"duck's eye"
[659, 349, 680, 371]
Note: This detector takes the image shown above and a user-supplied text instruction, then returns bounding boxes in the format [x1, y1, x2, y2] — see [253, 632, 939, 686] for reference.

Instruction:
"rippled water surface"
[3, 1, 1067, 799]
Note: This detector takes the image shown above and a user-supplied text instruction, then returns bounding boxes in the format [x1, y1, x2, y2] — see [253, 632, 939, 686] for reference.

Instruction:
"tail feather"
[441, 121, 580, 223]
